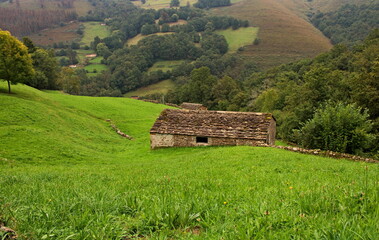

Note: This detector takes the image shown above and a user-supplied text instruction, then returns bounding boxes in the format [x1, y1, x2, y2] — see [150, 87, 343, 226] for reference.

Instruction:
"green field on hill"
[124, 79, 176, 97]
[0, 83, 378, 239]
[216, 27, 259, 52]
[80, 22, 110, 47]
[148, 60, 185, 73]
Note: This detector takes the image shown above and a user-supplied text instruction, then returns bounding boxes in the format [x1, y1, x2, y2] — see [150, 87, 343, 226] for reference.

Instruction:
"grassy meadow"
[80, 22, 110, 47]
[148, 60, 185, 73]
[0, 83, 378, 239]
[127, 32, 174, 46]
[124, 79, 176, 97]
[216, 27, 259, 53]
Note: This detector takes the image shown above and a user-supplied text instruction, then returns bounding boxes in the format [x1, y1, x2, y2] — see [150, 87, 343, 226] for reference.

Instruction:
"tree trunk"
[7, 80, 11, 93]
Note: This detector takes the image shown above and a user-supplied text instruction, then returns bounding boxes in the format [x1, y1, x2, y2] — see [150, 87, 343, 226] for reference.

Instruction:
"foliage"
[311, 3, 379, 45]
[27, 48, 61, 90]
[194, 0, 231, 9]
[299, 102, 374, 154]
[0, 29, 34, 93]
[170, 0, 180, 7]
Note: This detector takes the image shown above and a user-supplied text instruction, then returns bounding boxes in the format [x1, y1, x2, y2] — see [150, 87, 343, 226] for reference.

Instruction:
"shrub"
[299, 102, 374, 154]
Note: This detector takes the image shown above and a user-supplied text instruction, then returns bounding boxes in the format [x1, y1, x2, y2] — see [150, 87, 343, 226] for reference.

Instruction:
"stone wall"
[268, 118, 276, 145]
[151, 134, 268, 149]
[272, 145, 378, 163]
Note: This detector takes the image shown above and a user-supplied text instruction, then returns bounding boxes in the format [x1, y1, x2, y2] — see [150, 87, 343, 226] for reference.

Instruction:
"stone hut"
[180, 102, 207, 110]
[150, 109, 276, 149]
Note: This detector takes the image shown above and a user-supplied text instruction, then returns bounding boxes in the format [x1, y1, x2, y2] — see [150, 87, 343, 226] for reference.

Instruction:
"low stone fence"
[272, 145, 378, 163]
[105, 119, 133, 140]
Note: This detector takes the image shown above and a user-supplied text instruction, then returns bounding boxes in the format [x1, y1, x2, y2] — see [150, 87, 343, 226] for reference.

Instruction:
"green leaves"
[299, 102, 374, 154]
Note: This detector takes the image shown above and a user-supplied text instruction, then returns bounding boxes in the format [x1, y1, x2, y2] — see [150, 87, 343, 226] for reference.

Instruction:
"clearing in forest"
[124, 79, 176, 97]
[216, 27, 259, 52]
[127, 32, 175, 46]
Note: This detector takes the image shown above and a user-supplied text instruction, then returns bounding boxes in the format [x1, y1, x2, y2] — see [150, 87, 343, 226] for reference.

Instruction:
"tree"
[170, 0, 180, 7]
[0, 29, 34, 93]
[299, 102, 374, 154]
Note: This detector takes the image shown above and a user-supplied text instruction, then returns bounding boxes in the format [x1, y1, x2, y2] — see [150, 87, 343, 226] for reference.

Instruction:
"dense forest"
[311, 3, 379, 46]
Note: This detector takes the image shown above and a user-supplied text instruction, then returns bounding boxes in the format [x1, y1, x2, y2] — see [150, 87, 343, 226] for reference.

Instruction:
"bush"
[299, 102, 374, 154]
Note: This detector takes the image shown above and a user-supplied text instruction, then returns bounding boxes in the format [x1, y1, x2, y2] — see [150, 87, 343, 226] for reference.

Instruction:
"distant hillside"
[211, 0, 333, 69]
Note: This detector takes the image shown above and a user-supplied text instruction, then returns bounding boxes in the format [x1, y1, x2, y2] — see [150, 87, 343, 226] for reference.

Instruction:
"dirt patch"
[186, 226, 201, 235]
[0, 222, 18, 240]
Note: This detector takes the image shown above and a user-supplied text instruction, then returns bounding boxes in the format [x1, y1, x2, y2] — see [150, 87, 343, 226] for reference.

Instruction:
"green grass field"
[148, 60, 185, 73]
[127, 32, 174, 46]
[124, 79, 176, 97]
[89, 56, 103, 64]
[216, 27, 259, 53]
[84, 64, 108, 76]
[80, 22, 110, 47]
[0, 83, 378, 239]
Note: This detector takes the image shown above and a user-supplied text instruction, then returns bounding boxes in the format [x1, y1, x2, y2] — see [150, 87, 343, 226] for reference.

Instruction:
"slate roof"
[150, 109, 275, 140]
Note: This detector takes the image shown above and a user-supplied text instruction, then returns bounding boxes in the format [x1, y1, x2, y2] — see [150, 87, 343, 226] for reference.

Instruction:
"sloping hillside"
[0, 83, 378, 239]
[211, 0, 333, 69]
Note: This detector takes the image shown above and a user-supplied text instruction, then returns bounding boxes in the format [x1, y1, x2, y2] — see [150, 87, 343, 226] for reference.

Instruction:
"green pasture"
[84, 64, 108, 77]
[148, 60, 185, 73]
[89, 56, 103, 64]
[124, 79, 176, 97]
[80, 22, 110, 47]
[0, 83, 378, 239]
[216, 27, 259, 52]
[127, 32, 174, 46]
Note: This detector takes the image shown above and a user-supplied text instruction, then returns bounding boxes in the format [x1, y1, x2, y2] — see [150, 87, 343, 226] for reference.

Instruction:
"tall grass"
[0, 83, 378, 239]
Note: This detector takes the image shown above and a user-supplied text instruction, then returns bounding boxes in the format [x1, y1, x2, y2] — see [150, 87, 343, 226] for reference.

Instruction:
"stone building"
[150, 109, 276, 149]
[180, 102, 207, 110]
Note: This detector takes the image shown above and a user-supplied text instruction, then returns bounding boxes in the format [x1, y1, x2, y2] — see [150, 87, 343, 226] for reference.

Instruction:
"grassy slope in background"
[0, 83, 378, 239]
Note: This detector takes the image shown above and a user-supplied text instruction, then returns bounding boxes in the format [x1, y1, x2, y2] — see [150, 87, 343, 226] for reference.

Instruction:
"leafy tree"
[0, 29, 34, 93]
[299, 102, 374, 154]
[57, 67, 80, 94]
[27, 48, 61, 89]
[96, 43, 112, 59]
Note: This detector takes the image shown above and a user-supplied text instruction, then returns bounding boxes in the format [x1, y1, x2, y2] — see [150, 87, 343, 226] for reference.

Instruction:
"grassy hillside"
[127, 32, 174, 46]
[124, 79, 176, 97]
[216, 27, 259, 52]
[0, 83, 378, 239]
[211, 0, 333, 69]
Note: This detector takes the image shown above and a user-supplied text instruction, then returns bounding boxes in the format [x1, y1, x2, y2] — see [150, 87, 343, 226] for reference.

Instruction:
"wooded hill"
[311, 3, 379, 46]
